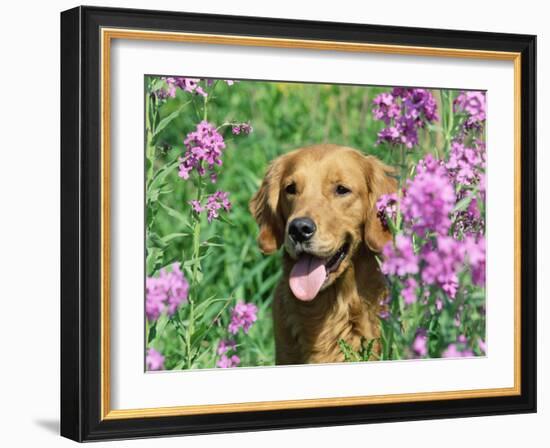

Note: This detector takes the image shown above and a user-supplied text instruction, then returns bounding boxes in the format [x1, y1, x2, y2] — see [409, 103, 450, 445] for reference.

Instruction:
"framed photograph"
[60, 6, 537, 441]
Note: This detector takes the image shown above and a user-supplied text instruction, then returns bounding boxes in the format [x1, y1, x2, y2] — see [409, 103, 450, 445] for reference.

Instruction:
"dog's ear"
[362, 155, 397, 252]
[249, 155, 287, 254]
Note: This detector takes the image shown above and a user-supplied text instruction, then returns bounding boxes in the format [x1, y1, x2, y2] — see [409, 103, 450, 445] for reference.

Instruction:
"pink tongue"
[289, 255, 327, 301]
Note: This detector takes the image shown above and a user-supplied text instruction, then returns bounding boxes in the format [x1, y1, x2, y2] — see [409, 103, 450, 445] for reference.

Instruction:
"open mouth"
[325, 242, 350, 274]
[288, 242, 350, 302]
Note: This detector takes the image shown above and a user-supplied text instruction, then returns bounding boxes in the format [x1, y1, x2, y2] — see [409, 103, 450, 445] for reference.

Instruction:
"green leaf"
[147, 321, 157, 343]
[453, 189, 478, 213]
[338, 339, 360, 362]
[190, 323, 210, 348]
[152, 105, 185, 140]
[158, 201, 190, 227]
[147, 232, 166, 250]
[161, 232, 189, 244]
[147, 156, 180, 196]
[146, 247, 163, 276]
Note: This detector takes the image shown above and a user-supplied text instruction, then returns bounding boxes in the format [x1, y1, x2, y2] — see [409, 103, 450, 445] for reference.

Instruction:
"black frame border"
[60, 5, 536, 442]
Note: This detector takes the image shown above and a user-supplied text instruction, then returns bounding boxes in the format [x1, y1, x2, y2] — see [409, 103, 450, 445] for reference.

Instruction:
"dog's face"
[250, 144, 396, 301]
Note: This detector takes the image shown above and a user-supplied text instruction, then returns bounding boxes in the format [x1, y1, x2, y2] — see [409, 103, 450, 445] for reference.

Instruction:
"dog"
[249, 144, 396, 365]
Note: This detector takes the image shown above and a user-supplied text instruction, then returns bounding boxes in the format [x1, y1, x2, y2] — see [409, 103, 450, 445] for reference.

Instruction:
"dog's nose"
[288, 217, 316, 243]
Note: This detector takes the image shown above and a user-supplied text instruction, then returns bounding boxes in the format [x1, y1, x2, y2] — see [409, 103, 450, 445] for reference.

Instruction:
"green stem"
[399, 144, 407, 188]
[145, 93, 156, 182]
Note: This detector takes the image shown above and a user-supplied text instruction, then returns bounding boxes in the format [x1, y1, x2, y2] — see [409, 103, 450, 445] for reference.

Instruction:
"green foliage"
[144, 77, 484, 370]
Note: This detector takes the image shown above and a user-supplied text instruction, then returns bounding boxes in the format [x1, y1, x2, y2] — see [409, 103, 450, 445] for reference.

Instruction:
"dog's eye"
[336, 185, 351, 195]
[285, 183, 297, 195]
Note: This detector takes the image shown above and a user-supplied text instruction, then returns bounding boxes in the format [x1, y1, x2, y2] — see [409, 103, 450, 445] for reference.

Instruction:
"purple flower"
[232, 122, 253, 135]
[154, 82, 176, 100]
[378, 295, 391, 320]
[376, 193, 399, 230]
[402, 277, 418, 305]
[216, 354, 240, 368]
[217, 339, 237, 356]
[145, 263, 189, 321]
[179, 121, 226, 181]
[442, 343, 474, 358]
[401, 155, 455, 238]
[228, 302, 258, 334]
[446, 141, 485, 186]
[373, 88, 438, 149]
[168, 77, 208, 97]
[464, 236, 486, 286]
[189, 199, 204, 213]
[146, 348, 165, 371]
[453, 191, 485, 238]
[412, 329, 428, 357]
[454, 91, 486, 128]
[421, 236, 465, 298]
[381, 235, 419, 277]
[189, 191, 232, 223]
[372, 92, 401, 124]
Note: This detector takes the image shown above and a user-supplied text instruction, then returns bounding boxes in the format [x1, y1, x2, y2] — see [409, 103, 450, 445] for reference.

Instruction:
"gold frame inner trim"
[100, 27, 522, 420]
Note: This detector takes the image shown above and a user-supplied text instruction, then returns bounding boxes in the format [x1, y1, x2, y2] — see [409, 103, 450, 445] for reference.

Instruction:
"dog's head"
[249, 144, 396, 301]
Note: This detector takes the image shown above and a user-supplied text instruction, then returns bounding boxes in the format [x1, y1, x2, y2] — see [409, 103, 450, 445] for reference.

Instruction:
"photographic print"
[144, 77, 487, 371]
[61, 7, 536, 440]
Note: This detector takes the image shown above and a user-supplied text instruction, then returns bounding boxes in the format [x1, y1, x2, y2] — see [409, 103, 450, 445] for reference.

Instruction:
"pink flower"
[145, 263, 189, 321]
[446, 141, 485, 186]
[442, 343, 474, 358]
[179, 121, 226, 182]
[216, 354, 240, 368]
[232, 122, 253, 135]
[412, 330, 428, 357]
[381, 235, 419, 277]
[402, 277, 418, 305]
[401, 155, 455, 238]
[454, 91, 486, 127]
[146, 348, 165, 371]
[217, 339, 237, 356]
[189, 199, 203, 213]
[373, 88, 438, 149]
[190, 191, 232, 223]
[463, 236, 486, 287]
[376, 193, 399, 230]
[421, 236, 465, 299]
[228, 302, 258, 334]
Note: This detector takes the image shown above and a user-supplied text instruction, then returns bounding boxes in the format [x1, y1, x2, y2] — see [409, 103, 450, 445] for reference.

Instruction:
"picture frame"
[60, 5, 537, 442]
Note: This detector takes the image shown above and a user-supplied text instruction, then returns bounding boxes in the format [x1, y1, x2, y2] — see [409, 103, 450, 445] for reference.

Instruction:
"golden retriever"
[250, 144, 396, 365]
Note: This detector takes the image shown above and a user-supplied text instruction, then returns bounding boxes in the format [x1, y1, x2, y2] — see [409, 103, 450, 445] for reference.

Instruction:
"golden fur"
[249, 144, 396, 365]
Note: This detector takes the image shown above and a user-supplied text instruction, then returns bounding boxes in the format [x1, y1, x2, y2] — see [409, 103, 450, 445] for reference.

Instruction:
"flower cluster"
[421, 236, 465, 298]
[146, 263, 189, 321]
[373, 88, 438, 149]
[154, 77, 207, 99]
[442, 335, 474, 358]
[381, 235, 419, 277]
[371, 88, 488, 361]
[401, 155, 455, 237]
[412, 329, 428, 357]
[146, 348, 165, 371]
[231, 122, 253, 135]
[228, 302, 258, 334]
[454, 91, 486, 130]
[153, 77, 237, 100]
[376, 193, 399, 230]
[179, 121, 226, 182]
[216, 339, 240, 368]
[215, 302, 258, 368]
[446, 141, 485, 186]
[189, 190, 232, 223]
